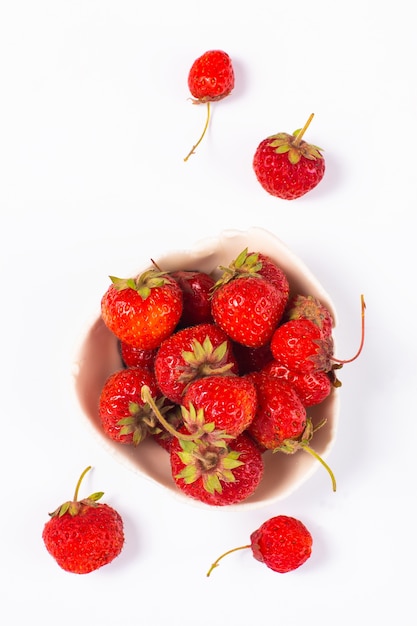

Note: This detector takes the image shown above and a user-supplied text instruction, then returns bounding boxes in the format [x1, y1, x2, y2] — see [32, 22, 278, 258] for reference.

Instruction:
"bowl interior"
[74, 227, 340, 509]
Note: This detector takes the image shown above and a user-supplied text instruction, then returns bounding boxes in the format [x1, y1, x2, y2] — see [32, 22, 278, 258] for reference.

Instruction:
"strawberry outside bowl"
[73, 227, 340, 510]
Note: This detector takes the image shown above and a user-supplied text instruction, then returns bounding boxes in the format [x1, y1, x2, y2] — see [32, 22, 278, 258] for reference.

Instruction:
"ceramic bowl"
[74, 227, 339, 510]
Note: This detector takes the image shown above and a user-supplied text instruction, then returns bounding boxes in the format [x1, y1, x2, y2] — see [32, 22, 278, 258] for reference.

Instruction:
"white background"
[1, 1, 416, 624]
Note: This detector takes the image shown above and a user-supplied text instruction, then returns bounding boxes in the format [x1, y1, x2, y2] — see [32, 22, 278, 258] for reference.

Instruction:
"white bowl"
[74, 227, 339, 510]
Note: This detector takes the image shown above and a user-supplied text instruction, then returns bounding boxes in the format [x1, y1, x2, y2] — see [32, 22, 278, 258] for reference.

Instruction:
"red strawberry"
[206, 515, 313, 576]
[170, 270, 215, 327]
[187, 49, 235, 103]
[99, 366, 165, 445]
[246, 372, 307, 449]
[184, 49, 235, 161]
[270, 318, 334, 374]
[101, 269, 183, 350]
[42, 467, 124, 574]
[211, 277, 284, 348]
[253, 113, 325, 199]
[119, 341, 158, 369]
[211, 250, 287, 348]
[262, 360, 332, 407]
[154, 322, 238, 404]
[170, 430, 264, 506]
[181, 374, 258, 438]
[285, 294, 334, 337]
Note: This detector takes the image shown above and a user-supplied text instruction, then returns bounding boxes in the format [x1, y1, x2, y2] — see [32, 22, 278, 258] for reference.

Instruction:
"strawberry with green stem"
[142, 385, 264, 505]
[101, 269, 183, 350]
[253, 113, 325, 199]
[42, 467, 124, 574]
[207, 515, 312, 576]
[211, 249, 288, 348]
[271, 294, 366, 377]
[170, 429, 264, 506]
[184, 50, 235, 161]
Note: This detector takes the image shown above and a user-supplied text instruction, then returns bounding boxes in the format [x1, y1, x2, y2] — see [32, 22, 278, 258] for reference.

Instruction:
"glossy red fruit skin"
[119, 342, 158, 369]
[42, 504, 124, 574]
[211, 277, 285, 348]
[270, 318, 334, 374]
[101, 276, 183, 350]
[154, 323, 238, 404]
[262, 360, 332, 407]
[250, 515, 312, 573]
[246, 372, 306, 449]
[232, 341, 274, 375]
[170, 270, 215, 327]
[182, 374, 258, 438]
[99, 367, 161, 444]
[170, 432, 264, 506]
[188, 50, 235, 102]
[253, 138, 325, 200]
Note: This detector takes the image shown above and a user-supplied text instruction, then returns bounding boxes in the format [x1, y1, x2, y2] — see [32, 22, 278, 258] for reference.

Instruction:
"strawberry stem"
[332, 294, 366, 365]
[300, 444, 336, 492]
[206, 544, 251, 577]
[141, 385, 204, 441]
[73, 466, 92, 501]
[184, 101, 211, 162]
[293, 113, 314, 147]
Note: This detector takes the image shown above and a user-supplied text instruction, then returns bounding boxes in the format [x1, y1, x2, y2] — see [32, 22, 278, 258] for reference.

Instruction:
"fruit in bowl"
[74, 228, 343, 510]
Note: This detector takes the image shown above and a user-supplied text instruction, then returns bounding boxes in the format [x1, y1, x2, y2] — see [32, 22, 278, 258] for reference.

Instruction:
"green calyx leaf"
[109, 269, 172, 300]
[179, 336, 234, 383]
[180, 403, 234, 447]
[211, 248, 265, 292]
[268, 132, 323, 164]
[117, 396, 172, 445]
[175, 437, 244, 494]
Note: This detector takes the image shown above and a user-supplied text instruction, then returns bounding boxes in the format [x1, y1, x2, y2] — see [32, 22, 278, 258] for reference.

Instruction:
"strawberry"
[262, 360, 332, 407]
[42, 467, 124, 574]
[270, 318, 334, 374]
[187, 50, 235, 103]
[246, 372, 307, 449]
[101, 269, 183, 350]
[170, 270, 215, 327]
[170, 430, 264, 506]
[184, 49, 234, 161]
[285, 294, 334, 337]
[99, 366, 165, 445]
[119, 341, 158, 369]
[181, 374, 258, 438]
[207, 515, 312, 576]
[253, 113, 325, 199]
[154, 322, 238, 404]
[211, 249, 288, 348]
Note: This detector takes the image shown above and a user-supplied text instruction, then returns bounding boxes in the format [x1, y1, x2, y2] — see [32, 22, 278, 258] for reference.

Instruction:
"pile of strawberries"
[42, 50, 364, 576]
[97, 248, 354, 507]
